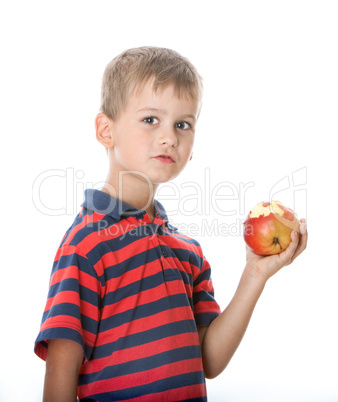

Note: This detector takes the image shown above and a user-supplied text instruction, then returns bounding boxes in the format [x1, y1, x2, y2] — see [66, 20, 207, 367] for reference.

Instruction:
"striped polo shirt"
[35, 189, 221, 401]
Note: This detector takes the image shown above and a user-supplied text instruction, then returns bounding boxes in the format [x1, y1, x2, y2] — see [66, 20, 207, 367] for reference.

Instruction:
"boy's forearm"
[201, 266, 266, 379]
[201, 228, 306, 379]
[43, 370, 79, 402]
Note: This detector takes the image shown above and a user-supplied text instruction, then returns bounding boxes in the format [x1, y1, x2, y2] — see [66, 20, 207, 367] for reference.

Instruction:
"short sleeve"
[34, 245, 101, 361]
[193, 256, 221, 326]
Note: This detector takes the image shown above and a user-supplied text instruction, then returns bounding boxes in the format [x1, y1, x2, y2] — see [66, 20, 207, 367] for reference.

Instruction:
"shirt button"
[160, 246, 168, 257]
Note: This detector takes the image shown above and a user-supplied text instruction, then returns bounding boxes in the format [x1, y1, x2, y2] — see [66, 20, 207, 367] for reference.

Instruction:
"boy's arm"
[43, 338, 84, 402]
[199, 220, 307, 379]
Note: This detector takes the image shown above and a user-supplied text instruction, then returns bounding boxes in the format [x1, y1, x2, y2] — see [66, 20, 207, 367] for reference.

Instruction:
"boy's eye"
[143, 116, 159, 125]
[176, 121, 191, 130]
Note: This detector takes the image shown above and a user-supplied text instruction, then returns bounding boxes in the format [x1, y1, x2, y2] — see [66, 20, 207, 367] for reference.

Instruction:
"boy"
[35, 47, 307, 401]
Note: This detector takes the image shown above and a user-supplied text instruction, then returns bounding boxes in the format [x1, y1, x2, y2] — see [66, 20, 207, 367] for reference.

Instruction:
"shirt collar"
[82, 189, 169, 222]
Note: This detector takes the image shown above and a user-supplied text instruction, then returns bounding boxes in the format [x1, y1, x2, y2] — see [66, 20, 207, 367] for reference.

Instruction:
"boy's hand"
[245, 219, 308, 281]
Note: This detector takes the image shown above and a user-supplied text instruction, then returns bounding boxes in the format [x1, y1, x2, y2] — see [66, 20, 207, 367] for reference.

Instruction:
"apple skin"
[243, 200, 300, 256]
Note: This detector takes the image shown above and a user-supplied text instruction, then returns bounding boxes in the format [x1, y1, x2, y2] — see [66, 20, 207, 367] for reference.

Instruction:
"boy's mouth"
[154, 154, 176, 164]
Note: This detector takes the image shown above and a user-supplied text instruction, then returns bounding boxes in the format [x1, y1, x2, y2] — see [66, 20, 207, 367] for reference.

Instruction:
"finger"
[300, 218, 307, 234]
[278, 231, 300, 266]
[290, 220, 308, 262]
[299, 220, 308, 247]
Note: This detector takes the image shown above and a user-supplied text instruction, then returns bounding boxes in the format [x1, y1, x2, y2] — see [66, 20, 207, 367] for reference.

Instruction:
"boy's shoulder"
[58, 189, 206, 266]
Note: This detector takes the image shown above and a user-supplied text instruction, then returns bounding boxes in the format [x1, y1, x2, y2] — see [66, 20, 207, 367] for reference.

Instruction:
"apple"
[243, 200, 300, 256]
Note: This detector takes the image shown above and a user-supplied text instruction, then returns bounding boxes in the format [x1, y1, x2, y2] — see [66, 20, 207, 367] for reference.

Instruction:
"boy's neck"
[101, 170, 158, 221]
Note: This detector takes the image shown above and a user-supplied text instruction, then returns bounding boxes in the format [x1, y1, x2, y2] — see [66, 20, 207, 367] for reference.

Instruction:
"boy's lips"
[153, 154, 176, 164]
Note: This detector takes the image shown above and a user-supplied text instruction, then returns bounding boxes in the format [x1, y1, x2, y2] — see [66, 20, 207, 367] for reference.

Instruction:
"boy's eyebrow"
[137, 107, 196, 120]
[137, 107, 166, 114]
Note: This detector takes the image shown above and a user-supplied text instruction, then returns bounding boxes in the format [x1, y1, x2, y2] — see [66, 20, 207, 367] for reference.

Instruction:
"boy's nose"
[158, 127, 178, 148]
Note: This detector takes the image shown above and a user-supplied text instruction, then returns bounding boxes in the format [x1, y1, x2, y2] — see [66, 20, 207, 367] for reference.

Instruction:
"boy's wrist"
[242, 262, 269, 291]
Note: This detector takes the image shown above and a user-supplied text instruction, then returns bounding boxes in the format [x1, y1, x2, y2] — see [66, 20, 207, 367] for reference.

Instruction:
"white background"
[1, 1, 337, 401]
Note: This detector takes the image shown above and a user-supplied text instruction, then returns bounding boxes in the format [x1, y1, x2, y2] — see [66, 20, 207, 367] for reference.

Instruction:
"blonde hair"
[100, 46, 203, 120]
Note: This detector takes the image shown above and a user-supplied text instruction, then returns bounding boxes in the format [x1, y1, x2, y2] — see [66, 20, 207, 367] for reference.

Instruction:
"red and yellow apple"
[243, 200, 300, 256]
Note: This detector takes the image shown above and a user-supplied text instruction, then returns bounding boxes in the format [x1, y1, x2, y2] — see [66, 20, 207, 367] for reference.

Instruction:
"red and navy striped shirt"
[35, 189, 221, 401]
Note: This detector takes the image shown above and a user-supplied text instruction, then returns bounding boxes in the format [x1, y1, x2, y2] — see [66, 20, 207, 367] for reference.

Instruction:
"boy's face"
[108, 81, 199, 187]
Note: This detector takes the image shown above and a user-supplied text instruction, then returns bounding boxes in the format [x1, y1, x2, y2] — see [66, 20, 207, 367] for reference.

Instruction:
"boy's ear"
[95, 113, 114, 148]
